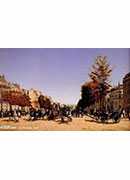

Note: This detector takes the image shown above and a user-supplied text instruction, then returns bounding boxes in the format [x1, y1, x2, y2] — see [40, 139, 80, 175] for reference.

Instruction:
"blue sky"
[0, 48, 129, 104]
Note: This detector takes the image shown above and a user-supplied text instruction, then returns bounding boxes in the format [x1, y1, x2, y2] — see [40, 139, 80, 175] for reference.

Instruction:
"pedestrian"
[13, 110, 19, 122]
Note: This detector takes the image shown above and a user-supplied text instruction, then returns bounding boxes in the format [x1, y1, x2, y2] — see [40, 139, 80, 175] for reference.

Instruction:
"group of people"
[91, 108, 129, 123]
[0, 105, 130, 124]
[0, 109, 22, 122]
[27, 105, 73, 123]
[0, 105, 73, 123]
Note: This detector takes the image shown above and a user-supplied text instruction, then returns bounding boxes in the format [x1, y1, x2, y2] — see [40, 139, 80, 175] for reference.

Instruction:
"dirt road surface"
[0, 116, 130, 131]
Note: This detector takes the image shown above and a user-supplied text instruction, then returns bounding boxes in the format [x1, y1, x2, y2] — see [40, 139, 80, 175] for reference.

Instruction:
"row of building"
[0, 75, 52, 111]
[110, 72, 130, 112]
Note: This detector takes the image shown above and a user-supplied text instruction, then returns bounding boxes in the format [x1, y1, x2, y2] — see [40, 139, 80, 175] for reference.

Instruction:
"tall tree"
[38, 95, 52, 109]
[89, 56, 112, 111]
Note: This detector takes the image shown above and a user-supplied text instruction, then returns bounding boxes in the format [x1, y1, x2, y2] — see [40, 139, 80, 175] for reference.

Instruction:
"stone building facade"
[123, 72, 130, 111]
[0, 75, 11, 111]
[0, 75, 29, 111]
[108, 84, 123, 111]
[0, 74, 53, 111]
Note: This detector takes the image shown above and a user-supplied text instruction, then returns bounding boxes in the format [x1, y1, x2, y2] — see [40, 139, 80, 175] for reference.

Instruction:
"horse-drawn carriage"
[93, 109, 123, 123]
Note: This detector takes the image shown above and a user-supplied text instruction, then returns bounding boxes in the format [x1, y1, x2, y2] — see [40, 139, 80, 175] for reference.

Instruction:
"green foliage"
[89, 56, 112, 85]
